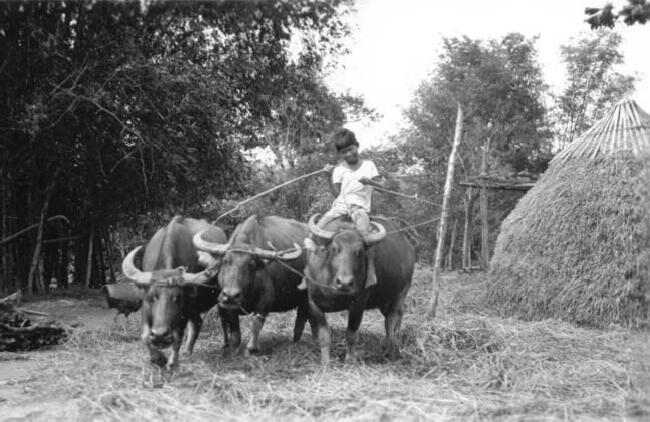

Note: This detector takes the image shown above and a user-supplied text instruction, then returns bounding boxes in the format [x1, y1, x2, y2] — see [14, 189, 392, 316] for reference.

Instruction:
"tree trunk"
[59, 240, 69, 289]
[102, 227, 116, 284]
[429, 102, 463, 317]
[479, 137, 491, 269]
[95, 230, 106, 288]
[462, 188, 477, 269]
[84, 225, 95, 289]
[446, 218, 457, 270]
[1, 166, 8, 294]
[26, 181, 55, 296]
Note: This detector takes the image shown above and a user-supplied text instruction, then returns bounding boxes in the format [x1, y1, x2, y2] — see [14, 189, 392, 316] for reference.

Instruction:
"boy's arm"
[323, 164, 340, 197]
[359, 175, 385, 189]
[331, 182, 341, 197]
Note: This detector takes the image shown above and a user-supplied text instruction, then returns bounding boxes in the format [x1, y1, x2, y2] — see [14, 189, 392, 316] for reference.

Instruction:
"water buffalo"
[193, 215, 312, 355]
[303, 214, 415, 365]
[121, 216, 226, 372]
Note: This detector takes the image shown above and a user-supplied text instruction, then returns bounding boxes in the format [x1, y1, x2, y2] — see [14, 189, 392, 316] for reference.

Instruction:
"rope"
[384, 217, 440, 235]
[213, 168, 328, 223]
[272, 258, 340, 291]
[373, 185, 440, 207]
[212, 167, 440, 225]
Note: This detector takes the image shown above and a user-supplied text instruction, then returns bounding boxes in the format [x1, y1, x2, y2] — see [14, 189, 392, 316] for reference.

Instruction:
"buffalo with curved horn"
[303, 213, 415, 365]
[121, 216, 226, 374]
[193, 215, 314, 356]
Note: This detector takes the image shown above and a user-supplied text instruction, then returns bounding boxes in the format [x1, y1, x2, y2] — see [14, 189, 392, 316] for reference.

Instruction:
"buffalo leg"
[183, 315, 202, 356]
[309, 299, 331, 366]
[293, 304, 309, 342]
[245, 314, 266, 354]
[220, 309, 241, 357]
[382, 301, 405, 360]
[166, 331, 182, 372]
[142, 324, 167, 367]
[345, 301, 367, 363]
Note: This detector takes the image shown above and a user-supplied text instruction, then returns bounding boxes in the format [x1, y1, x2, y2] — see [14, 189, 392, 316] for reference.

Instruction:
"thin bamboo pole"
[429, 102, 463, 317]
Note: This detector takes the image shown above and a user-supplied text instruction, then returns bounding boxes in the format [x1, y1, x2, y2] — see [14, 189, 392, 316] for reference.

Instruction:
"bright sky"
[327, 0, 650, 149]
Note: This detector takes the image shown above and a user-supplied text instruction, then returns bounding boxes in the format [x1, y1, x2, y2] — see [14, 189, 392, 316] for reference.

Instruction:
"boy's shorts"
[318, 203, 370, 234]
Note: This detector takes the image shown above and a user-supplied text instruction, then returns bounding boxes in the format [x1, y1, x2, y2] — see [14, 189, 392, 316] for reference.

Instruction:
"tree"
[553, 29, 636, 148]
[393, 33, 552, 266]
[0, 0, 356, 294]
[586, 1, 650, 28]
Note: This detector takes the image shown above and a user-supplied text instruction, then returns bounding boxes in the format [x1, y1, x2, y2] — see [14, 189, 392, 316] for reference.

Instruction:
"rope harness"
[201, 168, 442, 293]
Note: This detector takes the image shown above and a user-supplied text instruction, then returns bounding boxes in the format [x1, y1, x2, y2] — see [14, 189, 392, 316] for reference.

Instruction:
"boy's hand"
[322, 164, 335, 173]
[359, 177, 370, 185]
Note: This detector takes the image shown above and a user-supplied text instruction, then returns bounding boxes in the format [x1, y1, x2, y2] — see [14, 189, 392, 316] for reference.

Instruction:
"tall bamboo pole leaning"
[479, 135, 491, 269]
[429, 102, 463, 317]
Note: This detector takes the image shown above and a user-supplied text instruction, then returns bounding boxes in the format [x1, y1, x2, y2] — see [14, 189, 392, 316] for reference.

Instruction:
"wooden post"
[462, 188, 477, 269]
[479, 136, 491, 269]
[429, 102, 463, 317]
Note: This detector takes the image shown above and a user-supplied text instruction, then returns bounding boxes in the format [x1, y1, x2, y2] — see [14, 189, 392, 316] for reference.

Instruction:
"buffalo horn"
[121, 246, 153, 287]
[193, 231, 230, 255]
[251, 242, 302, 261]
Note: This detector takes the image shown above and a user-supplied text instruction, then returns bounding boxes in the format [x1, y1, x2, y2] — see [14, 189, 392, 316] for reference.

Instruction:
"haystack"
[487, 99, 650, 327]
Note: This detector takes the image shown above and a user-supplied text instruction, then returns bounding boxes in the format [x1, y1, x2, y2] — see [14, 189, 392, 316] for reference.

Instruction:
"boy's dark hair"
[332, 128, 359, 152]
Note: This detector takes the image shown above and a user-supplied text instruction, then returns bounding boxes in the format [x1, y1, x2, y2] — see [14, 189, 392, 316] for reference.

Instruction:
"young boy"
[298, 128, 384, 290]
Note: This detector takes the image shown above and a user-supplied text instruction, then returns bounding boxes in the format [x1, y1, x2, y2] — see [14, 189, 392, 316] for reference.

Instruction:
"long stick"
[212, 168, 328, 223]
[429, 102, 463, 317]
[0, 215, 69, 246]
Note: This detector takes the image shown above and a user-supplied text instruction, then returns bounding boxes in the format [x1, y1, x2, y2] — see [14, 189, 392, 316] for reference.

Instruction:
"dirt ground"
[0, 268, 648, 421]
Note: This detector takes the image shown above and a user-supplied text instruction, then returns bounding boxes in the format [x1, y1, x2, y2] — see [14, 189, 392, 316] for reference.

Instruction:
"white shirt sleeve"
[332, 165, 344, 184]
[364, 160, 379, 179]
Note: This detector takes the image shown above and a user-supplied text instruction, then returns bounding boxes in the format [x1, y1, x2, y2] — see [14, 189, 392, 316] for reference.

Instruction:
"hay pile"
[487, 99, 650, 327]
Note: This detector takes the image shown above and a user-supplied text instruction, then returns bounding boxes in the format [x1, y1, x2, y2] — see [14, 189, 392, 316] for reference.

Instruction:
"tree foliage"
[0, 0, 355, 294]
[586, 0, 650, 28]
[377, 34, 552, 263]
[553, 29, 636, 148]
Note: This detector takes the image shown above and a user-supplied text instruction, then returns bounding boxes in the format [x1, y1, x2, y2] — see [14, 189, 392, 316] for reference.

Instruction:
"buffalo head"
[193, 232, 301, 310]
[121, 246, 217, 348]
[303, 214, 386, 294]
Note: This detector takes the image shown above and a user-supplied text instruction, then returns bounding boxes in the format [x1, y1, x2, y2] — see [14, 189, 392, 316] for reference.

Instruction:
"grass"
[1, 265, 649, 421]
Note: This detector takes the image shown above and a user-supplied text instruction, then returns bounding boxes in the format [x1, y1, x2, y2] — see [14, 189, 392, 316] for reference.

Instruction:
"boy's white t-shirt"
[332, 159, 379, 212]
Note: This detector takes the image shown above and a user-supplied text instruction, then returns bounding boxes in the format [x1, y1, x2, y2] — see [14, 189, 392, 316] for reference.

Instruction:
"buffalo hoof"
[382, 340, 401, 360]
[150, 355, 167, 368]
[222, 345, 238, 359]
[165, 360, 178, 373]
[243, 346, 261, 357]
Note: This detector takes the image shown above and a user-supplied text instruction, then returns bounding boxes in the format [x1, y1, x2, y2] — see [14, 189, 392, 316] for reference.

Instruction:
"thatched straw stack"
[487, 99, 650, 327]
